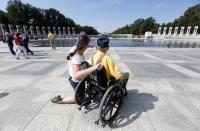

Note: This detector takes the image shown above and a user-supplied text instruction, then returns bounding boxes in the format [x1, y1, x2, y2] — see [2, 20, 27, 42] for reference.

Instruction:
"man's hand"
[94, 63, 103, 71]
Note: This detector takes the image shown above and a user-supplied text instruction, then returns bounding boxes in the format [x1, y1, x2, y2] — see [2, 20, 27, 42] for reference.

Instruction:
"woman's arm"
[73, 64, 101, 80]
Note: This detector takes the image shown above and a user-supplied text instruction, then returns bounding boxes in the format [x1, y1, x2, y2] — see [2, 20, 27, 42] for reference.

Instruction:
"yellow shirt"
[48, 33, 55, 41]
[90, 50, 122, 80]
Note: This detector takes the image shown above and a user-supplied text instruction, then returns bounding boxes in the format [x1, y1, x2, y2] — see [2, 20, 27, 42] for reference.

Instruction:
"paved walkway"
[0, 43, 200, 131]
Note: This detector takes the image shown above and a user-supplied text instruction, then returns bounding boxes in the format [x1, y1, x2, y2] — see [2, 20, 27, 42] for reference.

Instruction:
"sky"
[0, 0, 200, 33]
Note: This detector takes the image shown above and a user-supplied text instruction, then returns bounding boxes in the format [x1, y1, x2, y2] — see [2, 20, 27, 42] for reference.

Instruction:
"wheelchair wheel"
[75, 78, 87, 106]
[99, 84, 124, 125]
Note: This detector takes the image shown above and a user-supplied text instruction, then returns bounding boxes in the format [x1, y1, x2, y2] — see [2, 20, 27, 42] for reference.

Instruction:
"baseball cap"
[97, 34, 109, 47]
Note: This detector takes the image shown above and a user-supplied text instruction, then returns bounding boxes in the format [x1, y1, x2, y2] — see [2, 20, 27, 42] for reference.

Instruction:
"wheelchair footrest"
[78, 97, 92, 111]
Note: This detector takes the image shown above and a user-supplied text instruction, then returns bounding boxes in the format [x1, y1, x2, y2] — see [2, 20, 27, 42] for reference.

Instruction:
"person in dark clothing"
[22, 33, 34, 55]
[4, 32, 16, 55]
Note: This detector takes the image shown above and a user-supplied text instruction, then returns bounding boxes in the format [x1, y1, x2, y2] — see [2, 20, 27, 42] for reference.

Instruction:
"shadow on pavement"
[30, 56, 51, 59]
[30, 53, 51, 59]
[0, 92, 9, 99]
[110, 89, 159, 128]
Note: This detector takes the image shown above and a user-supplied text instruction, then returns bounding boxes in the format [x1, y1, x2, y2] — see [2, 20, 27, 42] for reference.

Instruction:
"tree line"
[0, 0, 98, 35]
[113, 4, 200, 35]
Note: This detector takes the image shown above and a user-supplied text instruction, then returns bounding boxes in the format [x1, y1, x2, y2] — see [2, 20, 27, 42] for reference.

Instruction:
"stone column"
[174, 27, 178, 36]
[8, 24, 14, 34]
[29, 26, 34, 35]
[168, 27, 173, 36]
[53, 27, 56, 35]
[47, 27, 51, 33]
[16, 25, 20, 32]
[36, 26, 40, 35]
[179, 27, 185, 36]
[23, 25, 28, 34]
[42, 26, 46, 35]
[67, 27, 71, 37]
[186, 26, 191, 36]
[63, 27, 66, 35]
[0, 24, 6, 34]
[58, 27, 61, 37]
[158, 27, 162, 35]
[193, 26, 198, 35]
[72, 27, 75, 37]
[163, 27, 167, 35]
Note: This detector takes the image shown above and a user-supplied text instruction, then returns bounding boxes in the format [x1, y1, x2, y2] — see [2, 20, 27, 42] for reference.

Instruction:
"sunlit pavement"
[0, 43, 200, 131]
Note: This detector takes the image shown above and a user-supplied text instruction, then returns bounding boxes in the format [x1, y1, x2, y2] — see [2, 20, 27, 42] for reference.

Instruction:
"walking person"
[22, 32, 34, 55]
[14, 32, 28, 60]
[4, 32, 16, 55]
[48, 32, 56, 50]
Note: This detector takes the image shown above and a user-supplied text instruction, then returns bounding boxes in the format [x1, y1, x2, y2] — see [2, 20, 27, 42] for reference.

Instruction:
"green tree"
[65, 17, 76, 27]
[0, 10, 8, 24]
[113, 17, 158, 35]
[44, 8, 66, 26]
[81, 26, 98, 35]
[3, 0, 99, 34]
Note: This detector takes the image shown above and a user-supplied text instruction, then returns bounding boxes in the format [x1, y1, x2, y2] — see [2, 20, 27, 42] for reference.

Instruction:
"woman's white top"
[68, 46, 85, 82]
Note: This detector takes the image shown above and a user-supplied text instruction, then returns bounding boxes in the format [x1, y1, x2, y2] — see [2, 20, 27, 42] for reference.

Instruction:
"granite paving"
[0, 42, 200, 131]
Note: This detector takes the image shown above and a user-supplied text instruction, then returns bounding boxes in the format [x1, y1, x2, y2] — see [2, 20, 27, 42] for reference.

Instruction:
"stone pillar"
[47, 27, 51, 33]
[36, 26, 40, 35]
[42, 26, 46, 35]
[16, 25, 20, 32]
[8, 24, 14, 34]
[0, 24, 6, 34]
[23, 25, 28, 34]
[174, 27, 178, 35]
[63, 27, 66, 35]
[179, 27, 185, 36]
[67, 27, 71, 37]
[168, 27, 173, 36]
[72, 27, 75, 37]
[158, 27, 162, 35]
[53, 27, 56, 34]
[29, 26, 34, 35]
[163, 27, 167, 35]
[186, 26, 191, 36]
[58, 27, 61, 37]
[193, 26, 198, 35]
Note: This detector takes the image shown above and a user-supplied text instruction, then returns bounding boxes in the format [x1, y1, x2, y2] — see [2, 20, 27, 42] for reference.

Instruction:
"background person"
[47, 32, 56, 50]
[4, 32, 16, 55]
[22, 32, 34, 55]
[14, 32, 28, 60]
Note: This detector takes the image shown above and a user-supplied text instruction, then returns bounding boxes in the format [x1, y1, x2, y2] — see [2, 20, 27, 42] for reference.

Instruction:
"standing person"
[4, 32, 16, 55]
[47, 32, 56, 50]
[14, 32, 28, 60]
[51, 35, 102, 104]
[22, 32, 34, 55]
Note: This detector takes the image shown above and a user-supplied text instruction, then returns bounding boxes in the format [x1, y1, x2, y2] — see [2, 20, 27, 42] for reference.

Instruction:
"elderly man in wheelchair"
[75, 35, 129, 126]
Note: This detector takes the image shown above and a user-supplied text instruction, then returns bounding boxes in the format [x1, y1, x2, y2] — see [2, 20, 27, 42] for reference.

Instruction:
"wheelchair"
[75, 62, 128, 127]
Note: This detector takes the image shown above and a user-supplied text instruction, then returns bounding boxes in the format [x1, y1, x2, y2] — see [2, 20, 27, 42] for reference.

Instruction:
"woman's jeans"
[16, 45, 28, 59]
[7, 41, 16, 55]
[68, 77, 79, 90]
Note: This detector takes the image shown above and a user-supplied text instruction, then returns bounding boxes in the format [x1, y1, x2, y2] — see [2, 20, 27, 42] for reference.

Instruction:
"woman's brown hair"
[66, 35, 90, 60]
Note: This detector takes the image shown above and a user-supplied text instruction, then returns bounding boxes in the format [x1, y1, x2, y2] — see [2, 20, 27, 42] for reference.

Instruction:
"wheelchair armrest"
[107, 77, 118, 87]
[81, 61, 91, 70]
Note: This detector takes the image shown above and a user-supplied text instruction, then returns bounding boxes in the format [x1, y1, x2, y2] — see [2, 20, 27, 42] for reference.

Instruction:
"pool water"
[30, 38, 200, 48]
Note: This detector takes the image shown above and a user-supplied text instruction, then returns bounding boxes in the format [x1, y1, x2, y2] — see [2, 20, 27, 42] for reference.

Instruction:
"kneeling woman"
[51, 35, 101, 104]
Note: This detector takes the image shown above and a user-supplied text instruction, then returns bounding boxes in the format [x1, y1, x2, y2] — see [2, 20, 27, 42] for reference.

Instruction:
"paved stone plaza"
[0, 44, 200, 131]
